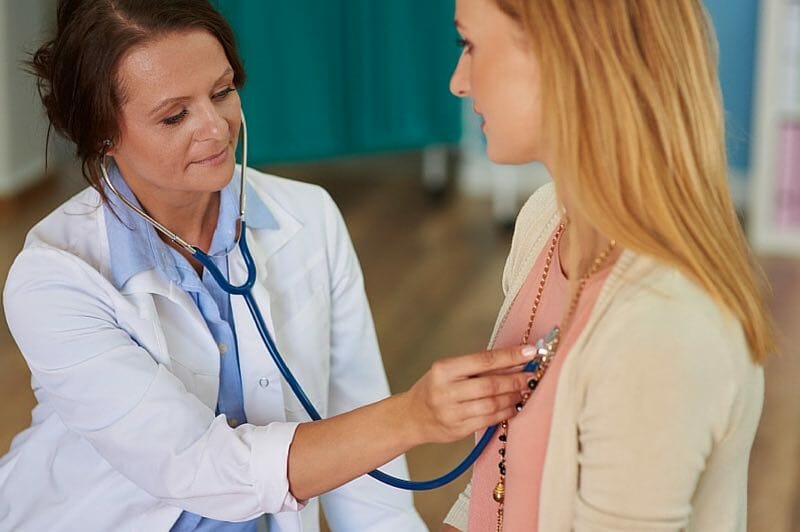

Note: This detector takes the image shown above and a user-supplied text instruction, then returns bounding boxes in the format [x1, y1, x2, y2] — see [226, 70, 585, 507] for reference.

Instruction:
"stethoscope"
[99, 109, 545, 491]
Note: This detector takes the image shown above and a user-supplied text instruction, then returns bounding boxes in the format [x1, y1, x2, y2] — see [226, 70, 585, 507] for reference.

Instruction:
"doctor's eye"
[456, 37, 473, 53]
[213, 87, 236, 100]
[162, 109, 188, 126]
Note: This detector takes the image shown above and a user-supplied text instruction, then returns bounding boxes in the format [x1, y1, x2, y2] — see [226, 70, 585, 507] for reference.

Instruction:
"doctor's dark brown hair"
[29, 0, 246, 203]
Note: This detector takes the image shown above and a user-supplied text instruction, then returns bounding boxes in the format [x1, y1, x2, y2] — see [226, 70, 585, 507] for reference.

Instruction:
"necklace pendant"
[493, 480, 506, 503]
[534, 337, 549, 357]
[544, 325, 560, 348]
[540, 327, 559, 357]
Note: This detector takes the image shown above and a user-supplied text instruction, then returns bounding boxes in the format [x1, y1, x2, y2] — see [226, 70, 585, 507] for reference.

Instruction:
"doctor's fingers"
[456, 392, 520, 429]
[433, 345, 537, 381]
[448, 372, 530, 403]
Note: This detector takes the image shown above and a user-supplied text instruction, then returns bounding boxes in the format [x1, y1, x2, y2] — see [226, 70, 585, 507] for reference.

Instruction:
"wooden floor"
[1, 154, 799, 530]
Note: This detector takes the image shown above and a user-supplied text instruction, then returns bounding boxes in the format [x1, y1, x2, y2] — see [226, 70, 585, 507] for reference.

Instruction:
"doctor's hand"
[402, 345, 537, 444]
[288, 345, 535, 501]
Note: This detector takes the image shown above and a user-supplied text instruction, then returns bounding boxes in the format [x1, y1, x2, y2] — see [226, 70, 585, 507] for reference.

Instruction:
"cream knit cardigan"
[444, 183, 764, 531]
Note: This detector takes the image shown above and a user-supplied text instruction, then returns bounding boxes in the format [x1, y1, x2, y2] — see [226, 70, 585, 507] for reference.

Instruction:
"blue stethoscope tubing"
[100, 108, 541, 491]
[192, 227, 502, 490]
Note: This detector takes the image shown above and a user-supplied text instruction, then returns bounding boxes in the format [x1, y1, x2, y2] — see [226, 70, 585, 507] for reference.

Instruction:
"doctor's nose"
[195, 102, 228, 142]
[449, 54, 470, 98]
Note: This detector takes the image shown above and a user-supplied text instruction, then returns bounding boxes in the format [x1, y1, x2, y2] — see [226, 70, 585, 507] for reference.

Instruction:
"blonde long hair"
[497, 0, 776, 363]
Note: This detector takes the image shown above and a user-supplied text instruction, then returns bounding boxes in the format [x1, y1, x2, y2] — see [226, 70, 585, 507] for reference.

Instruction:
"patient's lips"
[474, 106, 486, 131]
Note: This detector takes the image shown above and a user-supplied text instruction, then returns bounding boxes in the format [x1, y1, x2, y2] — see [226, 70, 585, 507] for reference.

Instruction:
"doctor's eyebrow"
[148, 67, 235, 117]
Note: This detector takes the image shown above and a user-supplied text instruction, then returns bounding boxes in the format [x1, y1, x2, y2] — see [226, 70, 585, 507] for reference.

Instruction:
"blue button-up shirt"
[103, 165, 278, 532]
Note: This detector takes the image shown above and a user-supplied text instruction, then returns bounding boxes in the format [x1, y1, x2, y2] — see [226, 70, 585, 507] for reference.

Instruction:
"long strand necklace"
[493, 222, 617, 532]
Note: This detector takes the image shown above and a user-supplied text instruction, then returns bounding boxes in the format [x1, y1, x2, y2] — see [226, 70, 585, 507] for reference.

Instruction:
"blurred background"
[1, 0, 799, 530]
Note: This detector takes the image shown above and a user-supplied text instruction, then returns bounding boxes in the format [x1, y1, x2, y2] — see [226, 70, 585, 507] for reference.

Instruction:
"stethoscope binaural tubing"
[100, 108, 544, 491]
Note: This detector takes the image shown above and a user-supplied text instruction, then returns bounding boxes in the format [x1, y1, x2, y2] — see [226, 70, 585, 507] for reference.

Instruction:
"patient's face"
[450, 0, 545, 165]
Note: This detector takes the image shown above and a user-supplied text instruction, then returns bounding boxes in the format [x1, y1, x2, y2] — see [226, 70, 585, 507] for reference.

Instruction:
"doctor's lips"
[191, 146, 229, 167]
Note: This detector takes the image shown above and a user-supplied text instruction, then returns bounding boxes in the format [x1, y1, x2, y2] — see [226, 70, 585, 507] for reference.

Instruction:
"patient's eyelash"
[456, 37, 473, 54]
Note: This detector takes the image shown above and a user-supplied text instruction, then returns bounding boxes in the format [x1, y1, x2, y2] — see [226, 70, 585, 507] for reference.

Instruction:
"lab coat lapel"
[233, 184, 303, 333]
[247, 182, 303, 262]
[229, 230, 277, 337]
[229, 200, 303, 424]
[228, 212, 300, 363]
[230, 225, 303, 425]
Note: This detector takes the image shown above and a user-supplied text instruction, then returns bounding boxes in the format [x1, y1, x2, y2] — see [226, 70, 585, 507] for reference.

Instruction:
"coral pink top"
[468, 231, 612, 531]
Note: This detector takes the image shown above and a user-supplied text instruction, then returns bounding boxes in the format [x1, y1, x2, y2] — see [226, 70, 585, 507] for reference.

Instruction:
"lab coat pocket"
[165, 357, 217, 408]
[116, 293, 171, 366]
[151, 293, 220, 376]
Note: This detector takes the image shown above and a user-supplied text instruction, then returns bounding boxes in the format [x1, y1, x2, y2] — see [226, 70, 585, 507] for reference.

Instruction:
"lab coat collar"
[242, 176, 302, 280]
[102, 163, 289, 290]
[103, 165, 179, 291]
[109, 166, 302, 300]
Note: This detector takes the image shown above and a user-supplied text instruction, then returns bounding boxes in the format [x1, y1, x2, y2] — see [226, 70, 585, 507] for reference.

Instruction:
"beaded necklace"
[493, 222, 616, 531]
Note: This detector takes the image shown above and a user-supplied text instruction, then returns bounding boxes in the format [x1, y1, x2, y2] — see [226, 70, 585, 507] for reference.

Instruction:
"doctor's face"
[108, 30, 241, 205]
[450, 0, 546, 165]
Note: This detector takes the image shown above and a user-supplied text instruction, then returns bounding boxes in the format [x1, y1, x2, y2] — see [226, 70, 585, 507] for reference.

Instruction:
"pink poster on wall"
[777, 122, 800, 227]
[775, 1, 800, 228]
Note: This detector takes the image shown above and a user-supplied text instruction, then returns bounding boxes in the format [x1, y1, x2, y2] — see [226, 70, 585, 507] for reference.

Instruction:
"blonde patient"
[442, 0, 773, 531]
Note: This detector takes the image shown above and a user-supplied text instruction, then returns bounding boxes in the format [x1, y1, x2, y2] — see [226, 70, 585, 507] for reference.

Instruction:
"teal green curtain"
[216, 1, 461, 165]
[703, 0, 759, 172]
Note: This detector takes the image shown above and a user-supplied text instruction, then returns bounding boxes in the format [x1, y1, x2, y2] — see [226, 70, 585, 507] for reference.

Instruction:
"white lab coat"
[0, 168, 426, 532]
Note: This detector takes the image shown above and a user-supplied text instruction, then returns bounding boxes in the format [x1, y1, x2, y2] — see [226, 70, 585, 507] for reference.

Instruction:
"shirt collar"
[230, 165, 279, 232]
[103, 163, 278, 290]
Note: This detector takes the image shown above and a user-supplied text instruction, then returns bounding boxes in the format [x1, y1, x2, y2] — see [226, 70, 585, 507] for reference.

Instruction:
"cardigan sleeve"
[571, 278, 754, 530]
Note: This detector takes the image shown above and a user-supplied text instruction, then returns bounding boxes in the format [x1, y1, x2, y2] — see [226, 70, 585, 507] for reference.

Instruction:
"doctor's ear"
[101, 138, 115, 156]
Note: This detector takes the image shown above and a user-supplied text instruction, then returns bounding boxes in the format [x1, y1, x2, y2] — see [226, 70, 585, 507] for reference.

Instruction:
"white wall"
[0, 0, 57, 197]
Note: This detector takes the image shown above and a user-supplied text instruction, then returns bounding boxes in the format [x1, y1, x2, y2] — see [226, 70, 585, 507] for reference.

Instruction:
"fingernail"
[522, 346, 536, 358]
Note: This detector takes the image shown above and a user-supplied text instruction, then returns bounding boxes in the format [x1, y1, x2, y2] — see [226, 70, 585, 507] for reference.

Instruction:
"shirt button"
[258, 377, 270, 388]
[218, 343, 228, 355]
[228, 417, 239, 428]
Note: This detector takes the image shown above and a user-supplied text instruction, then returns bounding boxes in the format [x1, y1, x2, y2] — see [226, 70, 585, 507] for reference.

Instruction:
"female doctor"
[0, 1, 536, 531]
